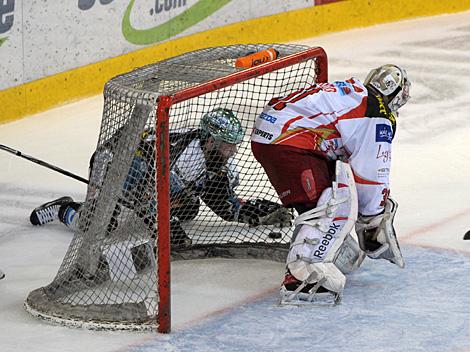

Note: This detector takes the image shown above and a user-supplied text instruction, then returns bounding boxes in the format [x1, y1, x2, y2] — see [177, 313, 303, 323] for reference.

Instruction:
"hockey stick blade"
[464, 230, 470, 240]
[0, 144, 89, 184]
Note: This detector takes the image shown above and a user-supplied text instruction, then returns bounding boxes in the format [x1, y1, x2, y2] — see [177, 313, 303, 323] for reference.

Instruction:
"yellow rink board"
[2, 0, 470, 124]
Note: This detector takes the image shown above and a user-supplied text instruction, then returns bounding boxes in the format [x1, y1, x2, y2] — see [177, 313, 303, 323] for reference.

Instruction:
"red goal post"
[156, 46, 328, 332]
[24, 44, 328, 334]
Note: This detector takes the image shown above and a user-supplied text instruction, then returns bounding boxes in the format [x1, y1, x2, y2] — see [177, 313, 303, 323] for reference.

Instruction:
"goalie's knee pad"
[356, 198, 404, 268]
[286, 161, 358, 295]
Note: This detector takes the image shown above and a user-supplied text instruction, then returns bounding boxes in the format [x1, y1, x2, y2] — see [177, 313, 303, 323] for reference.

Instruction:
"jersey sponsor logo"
[259, 112, 277, 124]
[376, 144, 391, 163]
[313, 223, 340, 259]
[377, 167, 390, 179]
[334, 81, 353, 95]
[376, 124, 393, 143]
[279, 189, 291, 199]
[252, 127, 273, 140]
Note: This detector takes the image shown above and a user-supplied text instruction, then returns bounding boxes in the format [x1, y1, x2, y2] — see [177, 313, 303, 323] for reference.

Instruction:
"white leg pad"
[288, 261, 346, 295]
[285, 161, 358, 297]
[334, 233, 366, 274]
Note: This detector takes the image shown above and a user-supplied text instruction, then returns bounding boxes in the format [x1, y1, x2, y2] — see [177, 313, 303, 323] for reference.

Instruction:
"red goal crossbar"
[155, 47, 328, 333]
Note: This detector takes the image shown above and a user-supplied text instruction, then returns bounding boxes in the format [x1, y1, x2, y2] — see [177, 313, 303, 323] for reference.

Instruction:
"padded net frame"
[25, 44, 328, 332]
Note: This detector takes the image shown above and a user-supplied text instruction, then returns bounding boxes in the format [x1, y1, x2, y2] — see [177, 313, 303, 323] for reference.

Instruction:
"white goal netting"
[25, 44, 325, 331]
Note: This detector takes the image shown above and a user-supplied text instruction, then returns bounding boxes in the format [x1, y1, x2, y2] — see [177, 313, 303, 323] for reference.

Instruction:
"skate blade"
[279, 287, 340, 307]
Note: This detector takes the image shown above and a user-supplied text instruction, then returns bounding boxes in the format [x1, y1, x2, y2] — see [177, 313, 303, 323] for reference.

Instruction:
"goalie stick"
[0, 144, 89, 184]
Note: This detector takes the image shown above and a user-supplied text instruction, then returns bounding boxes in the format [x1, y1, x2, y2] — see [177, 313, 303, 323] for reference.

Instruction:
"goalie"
[30, 107, 292, 248]
[251, 64, 411, 304]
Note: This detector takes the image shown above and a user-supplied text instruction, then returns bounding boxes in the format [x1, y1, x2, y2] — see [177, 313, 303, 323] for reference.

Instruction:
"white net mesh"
[25, 44, 325, 330]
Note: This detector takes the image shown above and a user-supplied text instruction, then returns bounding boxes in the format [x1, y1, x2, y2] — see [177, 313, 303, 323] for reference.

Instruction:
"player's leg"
[30, 196, 75, 226]
[172, 196, 200, 222]
[281, 161, 361, 304]
[170, 197, 199, 248]
[252, 142, 364, 304]
[58, 201, 85, 231]
[138, 195, 196, 249]
[251, 142, 334, 212]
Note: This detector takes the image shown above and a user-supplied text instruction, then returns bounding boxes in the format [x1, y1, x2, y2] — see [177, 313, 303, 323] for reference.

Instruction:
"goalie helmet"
[364, 64, 411, 112]
[200, 108, 245, 145]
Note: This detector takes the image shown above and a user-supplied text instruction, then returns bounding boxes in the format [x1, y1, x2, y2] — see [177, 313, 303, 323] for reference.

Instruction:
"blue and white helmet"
[364, 64, 411, 112]
[200, 108, 245, 145]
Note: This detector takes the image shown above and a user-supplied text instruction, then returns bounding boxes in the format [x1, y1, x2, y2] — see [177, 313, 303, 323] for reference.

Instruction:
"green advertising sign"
[122, 0, 231, 45]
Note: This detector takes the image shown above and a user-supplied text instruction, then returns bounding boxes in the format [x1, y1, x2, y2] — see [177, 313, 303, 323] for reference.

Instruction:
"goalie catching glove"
[355, 198, 404, 268]
[238, 199, 293, 227]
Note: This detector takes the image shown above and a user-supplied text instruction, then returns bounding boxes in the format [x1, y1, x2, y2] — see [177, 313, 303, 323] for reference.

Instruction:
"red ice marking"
[401, 208, 470, 240]
[401, 207, 470, 253]
[173, 286, 279, 331]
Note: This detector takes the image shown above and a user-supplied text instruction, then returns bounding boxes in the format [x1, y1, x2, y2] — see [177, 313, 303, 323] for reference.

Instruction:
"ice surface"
[1, 10, 470, 352]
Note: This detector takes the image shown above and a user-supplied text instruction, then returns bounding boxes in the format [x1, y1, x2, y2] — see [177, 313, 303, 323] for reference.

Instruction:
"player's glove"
[238, 199, 293, 227]
[355, 198, 404, 268]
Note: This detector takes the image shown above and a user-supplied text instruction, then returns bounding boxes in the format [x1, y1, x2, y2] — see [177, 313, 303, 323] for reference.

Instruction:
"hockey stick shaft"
[0, 144, 89, 184]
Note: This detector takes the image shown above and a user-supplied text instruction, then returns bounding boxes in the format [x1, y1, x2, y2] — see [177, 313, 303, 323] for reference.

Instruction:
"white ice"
[1, 10, 470, 352]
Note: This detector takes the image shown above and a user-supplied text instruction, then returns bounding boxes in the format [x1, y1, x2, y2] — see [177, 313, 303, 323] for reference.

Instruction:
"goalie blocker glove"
[238, 199, 293, 227]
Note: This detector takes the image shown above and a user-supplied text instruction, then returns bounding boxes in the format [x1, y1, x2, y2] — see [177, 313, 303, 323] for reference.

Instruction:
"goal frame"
[155, 46, 328, 333]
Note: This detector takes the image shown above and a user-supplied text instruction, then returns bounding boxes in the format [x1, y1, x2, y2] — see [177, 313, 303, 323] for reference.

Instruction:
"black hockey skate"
[30, 196, 73, 226]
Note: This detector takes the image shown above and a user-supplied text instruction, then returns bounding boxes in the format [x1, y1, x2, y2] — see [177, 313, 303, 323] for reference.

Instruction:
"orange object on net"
[235, 48, 280, 68]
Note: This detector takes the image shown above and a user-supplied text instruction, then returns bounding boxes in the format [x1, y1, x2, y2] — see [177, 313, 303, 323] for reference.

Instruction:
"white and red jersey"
[251, 78, 396, 216]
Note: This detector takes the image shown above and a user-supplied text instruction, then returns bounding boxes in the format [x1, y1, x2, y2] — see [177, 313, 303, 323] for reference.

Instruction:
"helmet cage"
[388, 78, 411, 112]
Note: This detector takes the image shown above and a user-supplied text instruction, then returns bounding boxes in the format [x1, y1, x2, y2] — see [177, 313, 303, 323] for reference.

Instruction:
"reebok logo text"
[313, 223, 340, 259]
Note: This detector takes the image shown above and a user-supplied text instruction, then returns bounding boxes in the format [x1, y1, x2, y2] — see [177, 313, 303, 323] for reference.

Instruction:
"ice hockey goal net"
[25, 44, 328, 332]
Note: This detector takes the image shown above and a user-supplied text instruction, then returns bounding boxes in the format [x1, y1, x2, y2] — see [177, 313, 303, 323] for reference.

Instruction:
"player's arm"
[199, 169, 292, 227]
